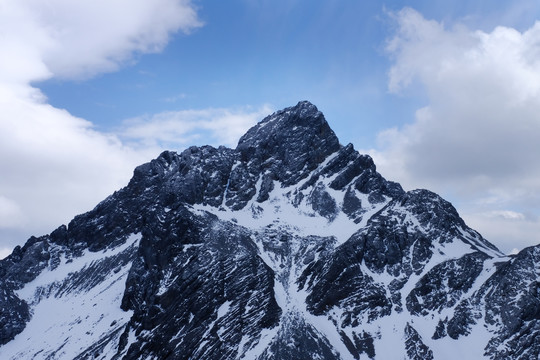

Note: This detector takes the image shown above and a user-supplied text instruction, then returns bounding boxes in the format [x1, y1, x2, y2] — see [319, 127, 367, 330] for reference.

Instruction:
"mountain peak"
[237, 101, 328, 148]
[236, 101, 340, 186]
[237, 101, 338, 149]
[3, 101, 534, 360]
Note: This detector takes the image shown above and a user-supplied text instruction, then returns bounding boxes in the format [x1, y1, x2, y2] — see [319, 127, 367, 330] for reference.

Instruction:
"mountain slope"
[1, 101, 538, 359]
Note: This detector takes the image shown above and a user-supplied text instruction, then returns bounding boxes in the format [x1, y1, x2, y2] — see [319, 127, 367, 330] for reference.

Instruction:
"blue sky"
[39, 0, 414, 146]
[2, 0, 540, 257]
[38, 0, 539, 146]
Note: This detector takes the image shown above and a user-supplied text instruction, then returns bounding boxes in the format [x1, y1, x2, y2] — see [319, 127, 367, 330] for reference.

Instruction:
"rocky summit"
[1, 101, 539, 359]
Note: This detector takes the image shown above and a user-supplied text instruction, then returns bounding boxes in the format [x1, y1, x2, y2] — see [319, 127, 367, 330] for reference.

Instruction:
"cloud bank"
[370, 8, 540, 253]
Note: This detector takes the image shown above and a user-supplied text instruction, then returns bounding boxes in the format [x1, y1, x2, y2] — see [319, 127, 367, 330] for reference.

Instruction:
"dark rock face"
[444, 246, 540, 359]
[0, 285, 29, 346]
[119, 211, 281, 359]
[0, 101, 536, 359]
[406, 251, 490, 316]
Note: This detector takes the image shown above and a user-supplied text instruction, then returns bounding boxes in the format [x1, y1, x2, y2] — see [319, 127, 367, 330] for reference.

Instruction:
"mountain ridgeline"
[1, 101, 539, 359]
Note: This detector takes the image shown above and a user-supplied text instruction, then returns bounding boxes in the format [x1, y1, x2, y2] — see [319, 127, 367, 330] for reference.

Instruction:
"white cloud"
[0, 0, 202, 82]
[368, 8, 540, 254]
[121, 105, 274, 150]
[0, 0, 203, 255]
[0, 83, 151, 249]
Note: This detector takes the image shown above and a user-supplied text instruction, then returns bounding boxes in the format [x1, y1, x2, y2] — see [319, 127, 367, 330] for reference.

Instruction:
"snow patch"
[217, 300, 232, 319]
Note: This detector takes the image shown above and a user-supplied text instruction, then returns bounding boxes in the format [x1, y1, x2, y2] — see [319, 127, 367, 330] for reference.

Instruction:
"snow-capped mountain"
[1, 101, 539, 359]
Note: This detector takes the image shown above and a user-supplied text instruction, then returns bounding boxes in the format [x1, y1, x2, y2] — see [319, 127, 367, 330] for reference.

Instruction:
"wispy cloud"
[482, 210, 527, 221]
[162, 93, 188, 103]
[120, 105, 274, 150]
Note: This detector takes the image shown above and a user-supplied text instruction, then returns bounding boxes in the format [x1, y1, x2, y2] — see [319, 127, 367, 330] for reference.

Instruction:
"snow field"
[1, 234, 141, 360]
